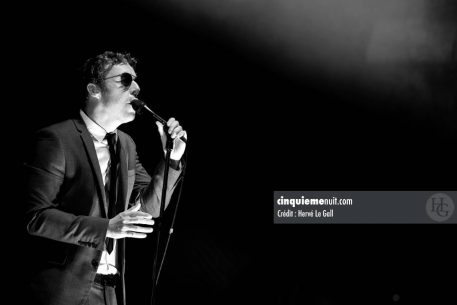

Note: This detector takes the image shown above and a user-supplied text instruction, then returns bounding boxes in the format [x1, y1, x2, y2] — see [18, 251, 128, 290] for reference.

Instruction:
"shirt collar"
[79, 110, 116, 143]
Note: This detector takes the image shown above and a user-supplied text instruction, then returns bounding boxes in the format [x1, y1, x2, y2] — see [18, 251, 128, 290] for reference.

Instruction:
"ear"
[87, 83, 101, 99]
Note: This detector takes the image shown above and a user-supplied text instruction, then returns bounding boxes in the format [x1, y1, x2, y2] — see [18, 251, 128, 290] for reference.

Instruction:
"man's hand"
[106, 203, 154, 239]
[156, 117, 187, 161]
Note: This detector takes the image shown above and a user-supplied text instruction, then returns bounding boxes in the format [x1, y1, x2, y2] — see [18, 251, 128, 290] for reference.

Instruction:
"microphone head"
[130, 99, 145, 113]
[129, 99, 168, 125]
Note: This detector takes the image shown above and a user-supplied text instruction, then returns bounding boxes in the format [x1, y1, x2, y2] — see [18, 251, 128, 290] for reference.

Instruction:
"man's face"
[99, 63, 140, 125]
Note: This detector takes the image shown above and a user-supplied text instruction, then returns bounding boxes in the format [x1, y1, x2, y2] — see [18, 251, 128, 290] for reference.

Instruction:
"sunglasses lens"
[120, 73, 133, 87]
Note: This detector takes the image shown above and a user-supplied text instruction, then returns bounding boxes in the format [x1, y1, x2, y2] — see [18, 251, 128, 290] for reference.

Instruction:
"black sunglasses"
[103, 72, 136, 88]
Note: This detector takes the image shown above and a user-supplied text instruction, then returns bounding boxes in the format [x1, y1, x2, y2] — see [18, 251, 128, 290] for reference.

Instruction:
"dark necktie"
[105, 132, 119, 254]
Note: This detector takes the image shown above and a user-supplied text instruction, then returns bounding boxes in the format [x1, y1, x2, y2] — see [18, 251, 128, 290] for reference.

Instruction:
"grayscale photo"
[8, 1, 456, 305]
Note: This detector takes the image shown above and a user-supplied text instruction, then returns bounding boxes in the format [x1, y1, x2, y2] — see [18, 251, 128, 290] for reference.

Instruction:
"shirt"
[80, 110, 118, 275]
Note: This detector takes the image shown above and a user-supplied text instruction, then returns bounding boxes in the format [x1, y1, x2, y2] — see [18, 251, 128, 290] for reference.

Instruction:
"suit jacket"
[23, 117, 182, 305]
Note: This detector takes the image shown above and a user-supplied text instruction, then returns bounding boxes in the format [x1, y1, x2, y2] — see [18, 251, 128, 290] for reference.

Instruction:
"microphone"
[130, 99, 187, 144]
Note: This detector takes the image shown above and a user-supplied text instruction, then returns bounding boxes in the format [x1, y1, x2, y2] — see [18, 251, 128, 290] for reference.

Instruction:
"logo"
[425, 193, 455, 222]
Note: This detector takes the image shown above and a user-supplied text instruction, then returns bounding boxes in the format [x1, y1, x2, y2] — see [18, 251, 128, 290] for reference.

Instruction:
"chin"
[127, 105, 136, 116]
[127, 111, 136, 121]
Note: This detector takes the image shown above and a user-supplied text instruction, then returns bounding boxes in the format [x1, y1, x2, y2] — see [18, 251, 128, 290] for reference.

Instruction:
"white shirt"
[80, 110, 118, 275]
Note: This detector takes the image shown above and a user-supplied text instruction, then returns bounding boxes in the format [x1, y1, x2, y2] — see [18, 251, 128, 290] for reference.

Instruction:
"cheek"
[112, 92, 129, 106]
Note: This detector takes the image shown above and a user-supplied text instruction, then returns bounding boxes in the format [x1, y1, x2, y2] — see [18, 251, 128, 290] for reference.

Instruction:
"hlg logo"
[426, 193, 455, 222]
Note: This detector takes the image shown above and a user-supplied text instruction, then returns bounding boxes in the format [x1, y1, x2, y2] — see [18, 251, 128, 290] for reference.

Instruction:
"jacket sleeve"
[130, 150, 182, 218]
[24, 129, 108, 250]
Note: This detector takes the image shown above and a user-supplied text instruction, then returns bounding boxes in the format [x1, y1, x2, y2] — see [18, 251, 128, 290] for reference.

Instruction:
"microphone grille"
[130, 99, 145, 112]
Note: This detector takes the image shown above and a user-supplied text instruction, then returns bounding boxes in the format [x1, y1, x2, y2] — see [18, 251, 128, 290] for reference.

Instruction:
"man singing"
[23, 51, 187, 305]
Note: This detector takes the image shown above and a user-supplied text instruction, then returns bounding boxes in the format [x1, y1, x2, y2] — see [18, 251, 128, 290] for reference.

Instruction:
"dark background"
[10, 0, 456, 304]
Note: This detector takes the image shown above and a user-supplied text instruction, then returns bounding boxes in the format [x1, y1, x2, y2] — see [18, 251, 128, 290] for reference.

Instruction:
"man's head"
[82, 51, 140, 131]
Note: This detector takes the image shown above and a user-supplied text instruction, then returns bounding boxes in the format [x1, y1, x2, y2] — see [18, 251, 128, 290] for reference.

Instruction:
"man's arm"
[131, 153, 182, 218]
[24, 129, 108, 250]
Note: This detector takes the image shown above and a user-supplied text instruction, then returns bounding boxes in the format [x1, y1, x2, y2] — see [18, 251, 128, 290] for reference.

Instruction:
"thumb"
[155, 121, 165, 137]
[129, 202, 141, 211]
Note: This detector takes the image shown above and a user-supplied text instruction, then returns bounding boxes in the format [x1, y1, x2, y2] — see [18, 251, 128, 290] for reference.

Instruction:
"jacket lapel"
[73, 119, 108, 218]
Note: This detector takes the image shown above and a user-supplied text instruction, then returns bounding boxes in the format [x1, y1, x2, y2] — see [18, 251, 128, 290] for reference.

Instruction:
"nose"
[130, 80, 140, 96]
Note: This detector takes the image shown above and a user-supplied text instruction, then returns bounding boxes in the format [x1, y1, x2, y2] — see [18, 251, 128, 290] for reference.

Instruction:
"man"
[23, 51, 187, 305]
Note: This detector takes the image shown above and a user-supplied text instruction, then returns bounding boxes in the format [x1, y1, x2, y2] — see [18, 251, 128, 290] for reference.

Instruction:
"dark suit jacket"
[24, 118, 181, 305]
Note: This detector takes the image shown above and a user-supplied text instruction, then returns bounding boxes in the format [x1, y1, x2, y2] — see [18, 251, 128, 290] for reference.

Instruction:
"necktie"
[105, 132, 119, 254]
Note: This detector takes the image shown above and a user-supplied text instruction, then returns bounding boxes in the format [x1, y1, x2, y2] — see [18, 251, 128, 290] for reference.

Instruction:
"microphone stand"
[131, 99, 187, 305]
[150, 131, 187, 305]
[150, 134, 173, 305]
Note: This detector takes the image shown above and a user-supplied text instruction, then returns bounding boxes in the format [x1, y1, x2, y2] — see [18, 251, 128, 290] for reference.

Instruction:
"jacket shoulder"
[35, 119, 79, 137]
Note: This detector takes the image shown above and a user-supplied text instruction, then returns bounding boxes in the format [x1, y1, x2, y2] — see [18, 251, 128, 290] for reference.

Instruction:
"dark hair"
[82, 51, 137, 90]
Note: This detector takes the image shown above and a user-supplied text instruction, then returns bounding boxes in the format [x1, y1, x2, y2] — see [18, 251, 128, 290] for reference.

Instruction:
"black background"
[10, 0, 456, 304]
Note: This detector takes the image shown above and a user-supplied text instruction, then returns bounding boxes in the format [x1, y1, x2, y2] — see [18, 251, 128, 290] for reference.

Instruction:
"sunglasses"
[103, 72, 136, 88]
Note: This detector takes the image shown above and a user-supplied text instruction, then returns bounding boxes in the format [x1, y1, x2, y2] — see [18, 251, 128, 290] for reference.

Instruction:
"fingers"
[175, 130, 187, 141]
[117, 220, 154, 239]
[124, 232, 148, 239]
[123, 217, 155, 226]
[108, 205, 156, 239]
[121, 205, 155, 226]
[128, 202, 141, 212]
[124, 204, 153, 219]
[122, 225, 154, 234]
[155, 121, 165, 137]
[122, 210, 155, 225]
[166, 118, 186, 140]
[120, 223, 153, 239]
[127, 210, 153, 218]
